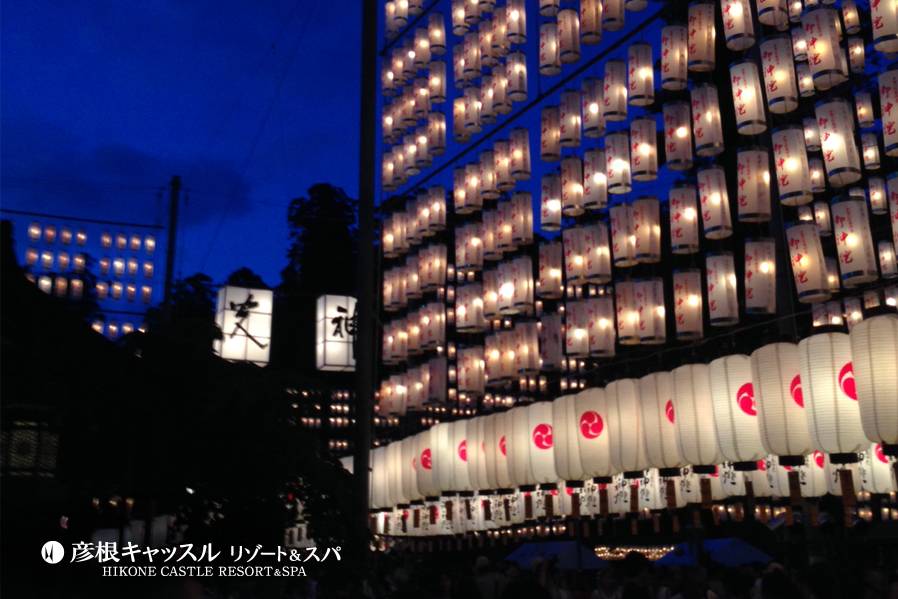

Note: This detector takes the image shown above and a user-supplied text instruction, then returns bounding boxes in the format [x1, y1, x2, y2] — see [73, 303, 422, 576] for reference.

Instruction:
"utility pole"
[162, 175, 181, 325]
[354, 0, 377, 571]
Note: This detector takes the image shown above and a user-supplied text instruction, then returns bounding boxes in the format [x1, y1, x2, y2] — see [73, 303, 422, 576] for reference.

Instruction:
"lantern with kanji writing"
[215, 286, 273, 365]
[760, 35, 799, 114]
[602, 62, 626, 122]
[706, 252, 739, 326]
[688, 1, 716, 72]
[630, 116, 657, 181]
[610, 203, 636, 267]
[582, 77, 605, 138]
[507, 51, 527, 102]
[731, 60, 766, 135]
[559, 89, 581, 148]
[850, 313, 898, 446]
[860, 443, 897, 494]
[539, 22, 561, 76]
[880, 68, 898, 157]
[581, 0, 602, 44]
[802, 6, 847, 91]
[736, 147, 772, 222]
[510, 127, 531, 179]
[583, 148, 608, 210]
[558, 8, 580, 63]
[565, 300, 590, 358]
[698, 166, 733, 240]
[673, 363, 722, 469]
[691, 84, 724, 157]
[607, 378, 649, 475]
[615, 280, 639, 345]
[831, 197, 878, 287]
[772, 125, 813, 205]
[757, 0, 788, 28]
[751, 342, 812, 461]
[710, 354, 766, 466]
[881, 241, 898, 278]
[540, 173, 562, 231]
[603, 0, 624, 30]
[816, 98, 862, 187]
[459, 346, 485, 396]
[670, 183, 700, 254]
[628, 42, 654, 106]
[745, 238, 776, 315]
[561, 157, 584, 216]
[786, 222, 829, 302]
[632, 196, 661, 263]
[606, 131, 631, 194]
[563, 226, 588, 286]
[722, 0, 755, 50]
[663, 101, 693, 170]
[537, 241, 564, 298]
[872, 0, 898, 54]
[673, 269, 704, 340]
[661, 25, 688, 90]
[587, 296, 616, 357]
[635, 277, 666, 344]
[456, 283, 486, 332]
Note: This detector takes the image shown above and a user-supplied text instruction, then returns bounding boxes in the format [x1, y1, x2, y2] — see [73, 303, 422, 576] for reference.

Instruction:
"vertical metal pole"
[354, 0, 377, 568]
[162, 175, 181, 324]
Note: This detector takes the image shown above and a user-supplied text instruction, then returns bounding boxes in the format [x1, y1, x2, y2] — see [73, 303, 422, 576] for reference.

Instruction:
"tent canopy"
[506, 541, 607, 570]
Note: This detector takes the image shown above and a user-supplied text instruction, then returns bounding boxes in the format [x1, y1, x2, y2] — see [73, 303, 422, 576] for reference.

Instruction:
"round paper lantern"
[786, 222, 829, 303]
[831, 197, 878, 287]
[402, 436, 423, 504]
[872, 0, 898, 54]
[663, 101, 693, 170]
[860, 443, 897, 494]
[580, 0, 603, 44]
[688, 1, 716, 72]
[730, 60, 766, 135]
[698, 166, 733, 240]
[850, 314, 898, 446]
[539, 22, 561, 76]
[691, 84, 724, 157]
[815, 98, 862, 187]
[669, 183, 700, 253]
[607, 378, 649, 475]
[628, 42, 654, 106]
[772, 125, 812, 206]
[760, 35, 799, 114]
[639, 371, 684, 471]
[558, 8, 580, 63]
[673, 269, 704, 340]
[488, 411, 514, 491]
[710, 354, 766, 465]
[553, 394, 585, 483]
[736, 147, 772, 222]
[371, 446, 390, 510]
[799, 331, 867, 461]
[661, 25, 688, 90]
[673, 363, 721, 468]
[603, 60, 628, 121]
[744, 238, 776, 315]
[751, 342, 813, 460]
[527, 402, 558, 488]
[615, 280, 639, 345]
[583, 148, 607, 210]
[630, 116, 658, 181]
[801, 7, 847, 91]
[466, 416, 490, 492]
[610, 203, 636, 267]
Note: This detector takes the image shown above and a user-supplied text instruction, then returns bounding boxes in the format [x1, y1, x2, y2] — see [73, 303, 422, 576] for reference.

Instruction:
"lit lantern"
[669, 183, 700, 254]
[506, 51, 528, 102]
[892, 173, 898, 249]
[634, 277, 666, 344]
[796, 62, 815, 96]
[456, 223, 483, 272]
[847, 37, 865, 74]
[690, 84, 724, 157]
[831, 197, 877, 286]
[860, 443, 898, 494]
[659, 26, 689, 93]
[610, 203, 637, 267]
[506, 0, 526, 44]
[603, 60, 627, 121]
[479, 152, 499, 201]
[492, 73, 511, 115]
[540, 173, 562, 231]
[429, 13, 446, 54]
[497, 261, 517, 315]
[511, 192, 534, 246]
[710, 354, 766, 465]
[494, 140, 513, 191]
[792, 25, 808, 62]
[673, 363, 722, 468]
[673, 269, 704, 340]
[453, 98, 467, 142]
[561, 157, 584, 215]
[632, 196, 661, 263]
[566, 300, 590, 358]
[760, 35, 799, 114]
[480, 75, 496, 123]
[540, 312, 564, 370]
[607, 378, 649, 475]
[751, 342, 812, 460]
[722, 0, 755, 50]
[825, 257, 841, 295]
[482, 268, 499, 320]
[850, 313, 898, 445]
[786, 222, 829, 302]
[456, 283, 486, 332]
[744, 239, 776, 315]
[801, 7, 847, 91]
[510, 128, 531, 179]
[414, 29, 431, 69]
[730, 60, 766, 135]
[466, 417, 490, 496]
[576, 388, 613, 479]
[628, 42, 654, 106]
[615, 280, 640, 345]
[663, 101, 694, 170]
[870, 178, 888, 216]
[582, 77, 605, 138]
[507, 406, 536, 489]
[840, 0, 861, 35]
[855, 91, 874, 129]
[214, 286, 273, 365]
[539, 22, 561, 76]
[515, 321, 540, 374]
[880, 241, 898, 278]
[803, 114, 821, 147]
[451, 419, 473, 495]
[606, 131, 631, 194]
[563, 226, 588, 285]
[688, 1, 716, 72]
[757, 0, 788, 29]
[427, 112, 446, 154]
[584, 222, 612, 283]
[512, 256, 534, 314]
[872, 0, 898, 54]
[558, 8, 580, 63]
[862, 133, 881, 171]
[698, 166, 733, 240]
[799, 331, 867, 460]
[464, 87, 482, 134]
[639, 371, 684, 472]
[451, 0, 468, 35]
[603, 0, 624, 30]
[581, 0, 602, 44]
[736, 147, 772, 222]
[630, 116, 658, 181]
[583, 148, 608, 210]
[496, 199, 513, 252]
[881, 68, 898, 156]
[537, 241, 564, 299]
[706, 252, 739, 326]
[552, 394, 584, 489]
[587, 296, 616, 357]
[808, 157, 826, 193]
[816, 98, 862, 187]
[772, 125, 812, 205]
[540, 0, 558, 17]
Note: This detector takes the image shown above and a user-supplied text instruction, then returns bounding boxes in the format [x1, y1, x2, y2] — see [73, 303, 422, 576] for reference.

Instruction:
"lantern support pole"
[354, 0, 378, 573]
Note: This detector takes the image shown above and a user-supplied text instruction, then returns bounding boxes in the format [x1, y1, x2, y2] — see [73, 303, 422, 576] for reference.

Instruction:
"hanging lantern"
[576, 388, 613, 479]
[563, 226, 587, 285]
[772, 125, 812, 205]
[673, 269, 704, 340]
[456, 223, 483, 272]
[583, 148, 608, 210]
[565, 300, 590, 358]
[757, 0, 788, 28]
[630, 116, 658, 181]
[552, 394, 584, 489]
[581, 0, 602, 44]
[639, 371, 684, 472]
[706, 252, 739, 326]
[801, 7, 847, 91]
[585, 222, 612, 283]
[760, 35, 799, 114]
[690, 84, 724, 157]
[496, 198, 513, 253]
[479, 152, 499, 201]
[506, 51, 528, 102]
[808, 158, 826, 194]
[603, 60, 627, 121]
[710, 354, 766, 466]
[615, 280, 640, 345]
[792, 25, 808, 62]
[673, 363, 722, 468]
[540, 173, 562, 231]
[427, 112, 446, 154]
[510, 128, 531, 179]
[854, 90, 874, 129]
[860, 443, 898, 494]
[669, 183, 700, 254]
[891, 173, 898, 250]
[627, 42, 654, 106]
[493, 140, 513, 192]
[558, 8, 580, 63]
[872, 0, 898, 54]
[663, 101, 693, 170]
[816, 98, 862, 187]
[606, 131, 631, 194]
[215, 287, 273, 365]
[847, 36, 865, 74]
[825, 257, 841, 296]
[850, 314, 898, 446]
[587, 296, 616, 357]
[751, 342, 812, 461]
[456, 283, 486, 332]
[559, 90, 582, 148]
[607, 378, 649, 475]
[610, 203, 637, 267]
[871, 178, 889, 215]
[511, 192, 534, 247]
[736, 147, 772, 223]
[881, 68, 898, 157]
[428, 13, 446, 55]
[796, 62, 815, 96]
[831, 197, 878, 287]
[698, 166, 733, 240]
[540, 313, 564, 370]
[803, 114, 821, 148]
[799, 331, 867, 461]
[540, 105, 561, 162]
[498, 261, 517, 315]
[561, 157, 584, 216]
[414, 28, 432, 69]
[603, 0, 625, 30]
[722, 0, 755, 50]
[744, 238, 776, 315]
[688, 1, 716, 71]
[582, 77, 605, 138]
[634, 277, 666, 344]
[539, 22, 561, 76]
[459, 346, 485, 397]
[730, 60, 766, 135]
[537, 241, 564, 299]
[785, 222, 829, 302]
[515, 321, 540, 374]
[862, 133, 881, 171]
[632, 196, 661, 263]
[480, 76, 496, 124]
[661, 25, 688, 91]
[507, 405, 536, 489]
[482, 268, 499, 320]
[880, 241, 898, 279]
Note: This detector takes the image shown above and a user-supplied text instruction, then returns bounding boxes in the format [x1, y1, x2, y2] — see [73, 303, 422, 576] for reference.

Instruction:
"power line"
[0, 207, 164, 230]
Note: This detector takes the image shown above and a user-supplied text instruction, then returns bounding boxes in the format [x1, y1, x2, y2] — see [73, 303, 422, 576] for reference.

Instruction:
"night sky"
[1, 0, 361, 286]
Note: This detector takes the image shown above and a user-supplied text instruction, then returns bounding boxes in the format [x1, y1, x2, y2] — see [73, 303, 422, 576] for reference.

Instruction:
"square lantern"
[215, 287, 274, 366]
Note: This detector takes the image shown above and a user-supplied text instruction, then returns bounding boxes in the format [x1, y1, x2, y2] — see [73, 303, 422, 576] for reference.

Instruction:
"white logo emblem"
[41, 541, 64, 564]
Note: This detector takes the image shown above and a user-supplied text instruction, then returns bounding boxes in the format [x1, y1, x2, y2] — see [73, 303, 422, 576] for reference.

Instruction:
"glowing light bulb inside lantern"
[549, 268, 561, 279]
[547, 198, 561, 212]
[490, 349, 501, 360]
[845, 233, 859, 248]
[760, 261, 772, 274]
[613, 158, 628, 171]
[638, 67, 652, 80]
[385, 115, 394, 125]
[574, 328, 587, 340]
[688, 294, 700, 307]
[628, 311, 639, 324]
[499, 281, 514, 299]
[710, 192, 721, 206]
[589, 102, 599, 115]
[785, 158, 798, 172]
[510, 9, 519, 21]
[655, 305, 665, 317]
[573, 255, 584, 267]
[639, 143, 651, 157]
[456, 305, 467, 317]
[728, 274, 737, 288]
[599, 318, 610, 329]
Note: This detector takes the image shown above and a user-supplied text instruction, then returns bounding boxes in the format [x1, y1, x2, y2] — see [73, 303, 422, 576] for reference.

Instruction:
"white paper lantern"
[639, 371, 684, 471]
[673, 269, 704, 340]
[760, 35, 799, 114]
[850, 314, 898, 445]
[772, 125, 813, 206]
[669, 183, 700, 253]
[540, 312, 564, 370]
[607, 378, 649, 474]
[799, 331, 867, 459]
[796, 62, 815, 97]
[537, 241, 564, 298]
[553, 394, 585, 483]
[615, 280, 639, 345]
[730, 60, 766, 135]
[459, 346, 485, 396]
[786, 222, 829, 302]
[563, 226, 587, 286]
[722, 0, 755, 50]
[565, 300, 591, 358]
[816, 98, 862, 187]
[880, 241, 898, 279]
[527, 402, 557, 486]
[561, 157, 584, 216]
[631, 196, 661, 263]
[586, 296, 616, 357]
[691, 84, 724, 157]
[603, 60, 628, 121]
[663, 101, 693, 170]
[603, 0, 624, 31]
[736, 147, 772, 222]
[558, 8, 580, 63]
[610, 203, 637, 267]
[660, 25, 688, 91]
[539, 22, 561, 76]
[583, 148, 607, 211]
[744, 238, 776, 315]
[215, 287, 273, 365]
[751, 342, 813, 459]
[831, 197, 878, 287]
[881, 68, 898, 157]
[802, 7, 847, 91]
[710, 354, 766, 465]
[635, 277, 666, 344]
[541, 106, 561, 162]
[698, 166, 733, 240]
[507, 406, 535, 488]
[628, 42, 654, 106]
[630, 116, 657, 181]
[757, 0, 788, 28]
[872, 0, 898, 54]
[673, 363, 722, 467]
[706, 252, 739, 326]
[688, 1, 716, 72]
[581, 0, 602, 44]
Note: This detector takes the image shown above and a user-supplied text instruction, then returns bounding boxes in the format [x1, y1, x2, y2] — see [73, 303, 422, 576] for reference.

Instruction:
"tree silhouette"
[226, 266, 268, 289]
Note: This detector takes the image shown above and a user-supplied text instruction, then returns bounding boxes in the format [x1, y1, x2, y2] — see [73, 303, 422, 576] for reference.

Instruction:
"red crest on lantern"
[458, 439, 468, 462]
[499, 435, 507, 456]
[736, 382, 756, 415]
[838, 362, 857, 400]
[790, 374, 804, 407]
[665, 399, 675, 424]
[421, 448, 432, 470]
[532, 423, 554, 449]
[579, 410, 604, 439]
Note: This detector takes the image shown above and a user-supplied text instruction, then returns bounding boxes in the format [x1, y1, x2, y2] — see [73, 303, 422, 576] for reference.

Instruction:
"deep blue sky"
[1, 0, 361, 286]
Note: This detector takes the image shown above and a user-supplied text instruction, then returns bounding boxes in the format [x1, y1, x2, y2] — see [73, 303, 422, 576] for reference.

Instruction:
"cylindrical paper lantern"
[603, 0, 624, 30]
[606, 131, 631, 194]
[860, 443, 898, 494]
[801, 7, 847, 91]
[584, 222, 612, 283]
[607, 378, 648, 474]
[540, 173, 562, 231]
[581, 0, 603, 44]
[563, 226, 587, 286]
[881, 68, 898, 157]
[615, 280, 639, 345]
[635, 277, 666, 344]
[736, 147, 772, 222]
[632, 196, 661, 263]
[673, 269, 704, 340]
[583, 148, 607, 210]
[628, 42, 654, 106]
[553, 394, 584, 483]
[786, 222, 829, 302]
[560, 89, 581, 148]
[850, 314, 898, 445]
[744, 238, 776, 315]
[862, 133, 881, 171]
[815, 98, 862, 187]
[610, 203, 636, 267]
[603, 60, 628, 121]
[698, 166, 733, 240]
[508, 406, 536, 488]
[831, 197, 878, 286]
[722, 0, 755, 50]
[507, 0, 526, 44]
[537, 241, 564, 298]
[661, 25, 688, 90]
[757, 0, 788, 28]
[673, 363, 722, 468]
[706, 252, 739, 326]
[796, 62, 815, 97]
[566, 300, 590, 358]
[510, 127, 530, 179]
[772, 125, 812, 205]
[558, 8, 580, 63]
[639, 371, 684, 470]
[872, 0, 898, 54]
[630, 116, 658, 181]
[576, 388, 613, 478]
[880, 241, 898, 278]
[507, 51, 527, 102]
[429, 13, 446, 54]
[587, 296, 616, 357]
[539, 22, 561, 76]
[752, 342, 813, 459]
[688, 1, 716, 72]
[730, 60, 766, 135]
[561, 157, 584, 216]
[760, 35, 799, 114]
[663, 101, 693, 170]
[669, 183, 700, 253]
[691, 84, 724, 157]
[541, 105, 560, 162]
[710, 354, 766, 465]
[582, 77, 605, 138]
